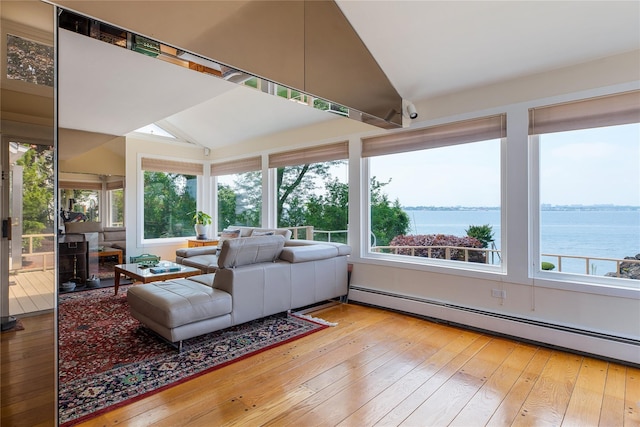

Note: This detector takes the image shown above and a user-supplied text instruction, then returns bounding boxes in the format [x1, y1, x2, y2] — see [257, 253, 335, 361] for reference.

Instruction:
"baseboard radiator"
[349, 286, 640, 366]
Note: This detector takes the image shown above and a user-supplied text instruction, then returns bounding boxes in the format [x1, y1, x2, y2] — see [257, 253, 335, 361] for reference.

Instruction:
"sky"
[371, 123, 640, 207]
[218, 123, 639, 209]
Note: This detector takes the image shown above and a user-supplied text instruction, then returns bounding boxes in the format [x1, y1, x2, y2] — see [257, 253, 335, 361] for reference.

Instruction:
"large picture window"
[141, 158, 202, 240]
[363, 115, 505, 268]
[269, 142, 349, 242]
[212, 157, 262, 230]
[531, 91, 640, 284]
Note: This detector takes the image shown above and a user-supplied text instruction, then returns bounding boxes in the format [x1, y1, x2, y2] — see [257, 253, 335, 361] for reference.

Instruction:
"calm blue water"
[403, 209, 640, 274]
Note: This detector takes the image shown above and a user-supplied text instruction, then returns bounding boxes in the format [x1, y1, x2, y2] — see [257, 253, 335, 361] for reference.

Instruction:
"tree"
[304, 179, 349, 242]
[218, 165, 409, 247]
[226, 162, 344, 228]
[465, 224, 494, 248]
[110, 188, 124, 225]
[218, 171, 262, 229]
[370, 177, 410, 247]
[217, 183, 239, 230]
[16, 145, 54, 235]
[143, 172, 196, 238]
[276, 162, 340, 224]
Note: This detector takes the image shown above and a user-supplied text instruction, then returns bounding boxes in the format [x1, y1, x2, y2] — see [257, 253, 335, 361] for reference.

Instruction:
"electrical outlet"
[491, 289, 506, 299]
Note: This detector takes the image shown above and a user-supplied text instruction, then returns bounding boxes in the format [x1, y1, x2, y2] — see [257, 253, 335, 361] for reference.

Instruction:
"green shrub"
[465, 224, 494, 248]
[541, 262, 555, 271]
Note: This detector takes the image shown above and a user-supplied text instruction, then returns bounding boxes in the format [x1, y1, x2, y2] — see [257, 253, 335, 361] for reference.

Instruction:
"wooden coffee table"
[98, 248, 123, 264]
[114, 262, 201, 295]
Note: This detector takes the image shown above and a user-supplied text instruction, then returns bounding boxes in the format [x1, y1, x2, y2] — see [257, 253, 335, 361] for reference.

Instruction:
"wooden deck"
[8, 269, 55, 315]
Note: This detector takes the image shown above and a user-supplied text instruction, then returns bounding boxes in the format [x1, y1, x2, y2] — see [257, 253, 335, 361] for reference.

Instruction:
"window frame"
[528, 90, 640, 291]
[268, 142, 350, 242]
[211, 156, 263, 232]
[138, 155, 204, 245]
[362, 114, 507, 275]
[530, 128, 640, 289]
[1, 20, 54, 97]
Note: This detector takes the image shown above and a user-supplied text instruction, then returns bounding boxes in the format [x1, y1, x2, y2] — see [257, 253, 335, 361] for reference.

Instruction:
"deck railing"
[541, 253, 640, 278]
[18, 230, 638, 278]
[372, 243, 639, 278]
[371, 245, 501, 264]
[17, 233, 55, 272]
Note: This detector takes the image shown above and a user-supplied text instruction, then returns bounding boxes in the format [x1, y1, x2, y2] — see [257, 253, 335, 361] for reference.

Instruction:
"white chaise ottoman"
[127, 277, 232, 349]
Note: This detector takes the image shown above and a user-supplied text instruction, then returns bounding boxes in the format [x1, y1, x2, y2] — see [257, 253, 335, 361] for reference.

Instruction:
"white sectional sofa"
[127, 234, 351, 346]
[63, 221, 126, 255]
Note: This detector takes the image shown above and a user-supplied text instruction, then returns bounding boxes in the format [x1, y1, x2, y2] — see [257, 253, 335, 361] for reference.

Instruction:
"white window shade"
[211, 156, 261, 176]
[141, 158, 203, 175]
[362, 114, 506, 158]
[58, 181, 102, 190]
[106, 180, 124, 190]
[529, 90, 640, 135]
[269, 141, 348, 168]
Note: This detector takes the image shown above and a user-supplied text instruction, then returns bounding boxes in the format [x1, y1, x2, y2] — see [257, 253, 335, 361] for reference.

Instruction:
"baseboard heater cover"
[349, 286, 640, 366]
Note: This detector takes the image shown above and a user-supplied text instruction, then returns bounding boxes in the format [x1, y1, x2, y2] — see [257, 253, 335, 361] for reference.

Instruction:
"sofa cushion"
[64, 221, 103, 234]
[127, 279, 232, 328]
[217, 228, 241, 250]
[181, 255, 219, 273]
[104, 241, 126, 251]
[103, 228, 126, 242]
[187, 273, 216, 287]
[279, 244, 338, 263]
[284, 239, 352, 256]
[218, 235, 285, 268]
[249, 228, 292, 240]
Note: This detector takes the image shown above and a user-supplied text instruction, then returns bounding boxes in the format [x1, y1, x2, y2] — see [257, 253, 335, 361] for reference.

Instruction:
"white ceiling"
[338, 1, 640, 101]
[58, 1, 640, 150]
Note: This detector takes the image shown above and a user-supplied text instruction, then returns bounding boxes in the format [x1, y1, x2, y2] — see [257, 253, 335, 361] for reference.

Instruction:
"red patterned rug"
[58, 285, 328, 426]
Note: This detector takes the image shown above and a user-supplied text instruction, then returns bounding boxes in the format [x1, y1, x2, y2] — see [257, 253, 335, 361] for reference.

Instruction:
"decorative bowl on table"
[86, 275, 100, 288]
[138, 261, 158, 269]
[60, 281, 76, 291]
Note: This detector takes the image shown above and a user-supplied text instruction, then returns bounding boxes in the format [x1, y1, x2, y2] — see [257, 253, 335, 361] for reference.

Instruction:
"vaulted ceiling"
[21, 1, 640, 151]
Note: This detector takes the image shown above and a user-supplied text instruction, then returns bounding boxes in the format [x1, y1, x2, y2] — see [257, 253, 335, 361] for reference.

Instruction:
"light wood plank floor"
[1, 312, 56, 427]
[8, 269, 55, 315]
[79, 303, 638, 426]
[2, 303, 639, 426]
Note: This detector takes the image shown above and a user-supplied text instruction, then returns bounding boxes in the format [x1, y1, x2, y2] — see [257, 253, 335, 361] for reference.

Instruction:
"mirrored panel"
[0, 1, 57, 425]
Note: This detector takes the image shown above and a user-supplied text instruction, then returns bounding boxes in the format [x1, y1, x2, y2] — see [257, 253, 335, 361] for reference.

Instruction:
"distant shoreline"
[403, 205, 640, 212]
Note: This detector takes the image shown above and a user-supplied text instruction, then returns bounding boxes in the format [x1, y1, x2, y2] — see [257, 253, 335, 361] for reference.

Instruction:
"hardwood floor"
[1, 312, 56, 427]
[2, 303, 639, 426]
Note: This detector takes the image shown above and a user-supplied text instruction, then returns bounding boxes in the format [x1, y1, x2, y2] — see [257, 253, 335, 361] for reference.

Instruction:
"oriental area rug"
[58, 286, 328, 426]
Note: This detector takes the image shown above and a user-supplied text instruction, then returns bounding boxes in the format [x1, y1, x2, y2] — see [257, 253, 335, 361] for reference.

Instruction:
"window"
[133, 124, 177, 139]
[59, 180, 102, 223]
[106, 180, 124, 227]
[363, 115, 505, 268]
[531, 91, 640, 284]
[269, 142, 349, 242]
[107, 188, 124, 226]
[141, 158, 203, 239]
[6, 34, 53, 86]
[212, 157, 262, 230]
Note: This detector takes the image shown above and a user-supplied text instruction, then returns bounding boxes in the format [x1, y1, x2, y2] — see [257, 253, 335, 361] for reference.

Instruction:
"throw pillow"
[251, 231, 275, 236]
[217, 229, 241, 250]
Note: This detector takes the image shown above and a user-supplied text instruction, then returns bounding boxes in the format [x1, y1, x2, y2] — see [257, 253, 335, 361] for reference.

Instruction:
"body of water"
[403, 208, 640, 275]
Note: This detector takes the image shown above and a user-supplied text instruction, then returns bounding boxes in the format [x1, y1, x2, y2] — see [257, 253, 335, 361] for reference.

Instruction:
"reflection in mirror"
[0, 2, 56, 425]
[58, 173, 125, 227]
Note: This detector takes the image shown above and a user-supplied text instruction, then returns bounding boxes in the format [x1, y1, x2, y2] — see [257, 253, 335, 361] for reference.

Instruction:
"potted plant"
[193, 210, 212, 239]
